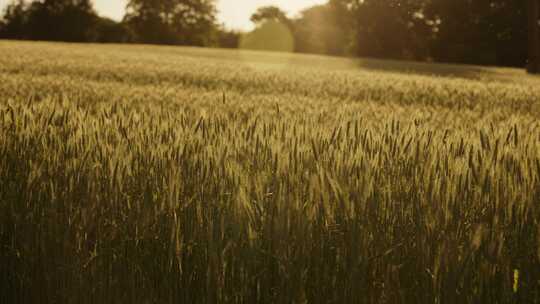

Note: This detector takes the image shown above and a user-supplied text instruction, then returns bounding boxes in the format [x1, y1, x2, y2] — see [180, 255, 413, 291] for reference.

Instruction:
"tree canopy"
[250, 6, 290, 26]
[0, 0, 97, 42]
[0, 0, 536, 69]
[286, 0, 530, 67]
[124, 0, 217, 45]
[293, 3, 351, 55]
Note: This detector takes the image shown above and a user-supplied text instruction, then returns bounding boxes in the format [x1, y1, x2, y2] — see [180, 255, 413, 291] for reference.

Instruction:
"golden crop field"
[1, 40, 540, 303]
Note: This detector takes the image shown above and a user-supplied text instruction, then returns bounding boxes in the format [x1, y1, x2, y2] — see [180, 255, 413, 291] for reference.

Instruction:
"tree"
[241, 6, 295, 53]
[26, 0, 97, 41]
[216, 27, 240, 48]
[346, 0, 430, 60]
[250, 6, 290, 27]
[425, 0, 527, 67]
[0, 0, 28, 39]
[90, 17, 132, 43]
[124, 0, 217, 46]
[320, 0, 528, 67]
[0, 0, 97, 42]
[529, 0, 540, 73]
[293, 4, 350, 56]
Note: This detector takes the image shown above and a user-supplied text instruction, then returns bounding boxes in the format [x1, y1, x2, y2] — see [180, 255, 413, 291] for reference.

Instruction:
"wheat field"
[1, 40, 540, 303]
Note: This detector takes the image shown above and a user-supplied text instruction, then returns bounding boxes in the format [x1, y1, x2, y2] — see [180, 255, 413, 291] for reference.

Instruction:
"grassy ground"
[1, 40, 540, 303]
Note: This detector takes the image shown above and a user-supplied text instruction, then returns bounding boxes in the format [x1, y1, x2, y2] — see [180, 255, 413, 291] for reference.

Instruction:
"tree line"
[288, 0, 529, 68]
[0, 0, 226, 45]
[0, 0, 535, 69]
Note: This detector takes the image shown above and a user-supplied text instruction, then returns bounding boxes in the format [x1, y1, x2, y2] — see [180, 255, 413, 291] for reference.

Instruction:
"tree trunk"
[528, 0, 540, 73]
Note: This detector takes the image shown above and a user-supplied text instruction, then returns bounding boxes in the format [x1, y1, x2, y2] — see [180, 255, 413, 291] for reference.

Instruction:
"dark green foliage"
[90, 17, 133, 43]
[0, 0, 129, 43]
[0, 0, 218, 46]
[0, 0, 28, 39]
[124, 0, 217, 46]
[347, 0, 430, 60]
[425, 0, 528, 67]
[528, 0, 540, 73]
[22, 0, 96, 42]
[293, 3, 351, 56]
[0, 0, 535, 68]
[282, 0, 530, 67]
[250, 6, 291, 28]
[216, 27, 240, 48]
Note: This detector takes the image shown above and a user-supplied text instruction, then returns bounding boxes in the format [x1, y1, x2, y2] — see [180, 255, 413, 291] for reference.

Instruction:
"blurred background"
[0, 0, 537, 70]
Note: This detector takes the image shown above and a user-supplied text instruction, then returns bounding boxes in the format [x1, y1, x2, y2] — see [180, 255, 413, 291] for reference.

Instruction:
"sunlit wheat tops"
[1, 41, 540, 303]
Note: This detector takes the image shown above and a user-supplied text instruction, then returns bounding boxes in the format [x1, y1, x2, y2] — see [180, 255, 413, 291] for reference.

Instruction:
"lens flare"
[240, 21, 294, 53]
[238, 21, 295, 70]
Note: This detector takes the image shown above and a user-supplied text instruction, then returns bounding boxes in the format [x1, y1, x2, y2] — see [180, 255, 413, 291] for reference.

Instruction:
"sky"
[0, 0, 328, 31]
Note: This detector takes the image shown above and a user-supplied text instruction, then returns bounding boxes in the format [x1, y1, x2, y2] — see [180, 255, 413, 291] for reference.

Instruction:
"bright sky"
[0, 0, 327, 30]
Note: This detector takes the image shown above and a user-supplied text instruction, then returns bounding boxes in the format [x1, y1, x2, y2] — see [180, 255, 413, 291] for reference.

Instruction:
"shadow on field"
[354, 57, 502, 79]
